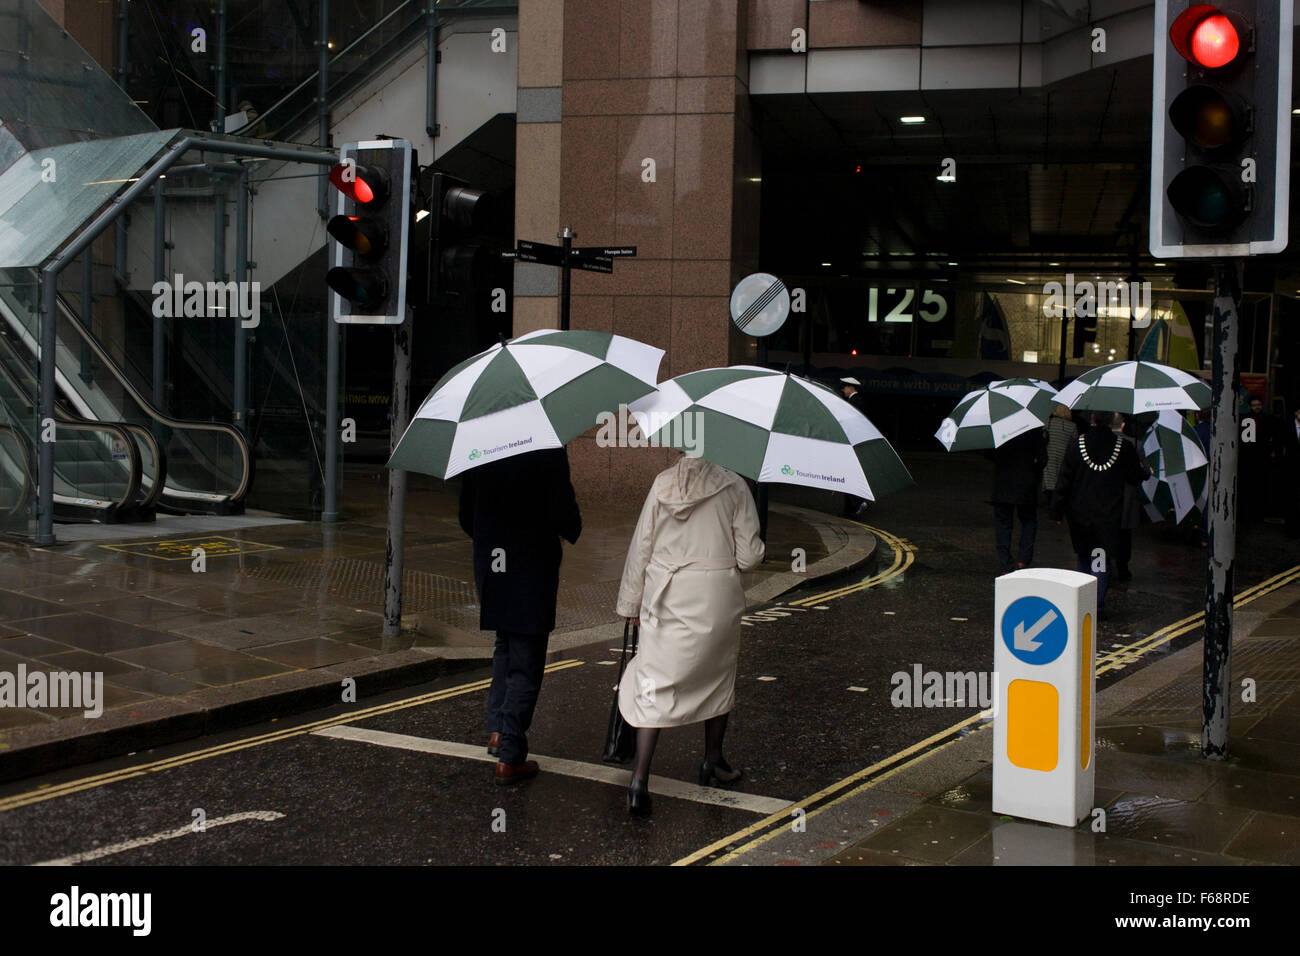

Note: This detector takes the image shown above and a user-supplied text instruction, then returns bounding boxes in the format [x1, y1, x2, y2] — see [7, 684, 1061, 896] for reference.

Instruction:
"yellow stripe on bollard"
[1080, 613, 1093, 771]
[1007, 679, 1059, 772]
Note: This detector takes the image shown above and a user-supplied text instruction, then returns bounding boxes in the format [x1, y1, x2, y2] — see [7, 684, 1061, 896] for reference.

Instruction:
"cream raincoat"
[615, 457, 764, 728]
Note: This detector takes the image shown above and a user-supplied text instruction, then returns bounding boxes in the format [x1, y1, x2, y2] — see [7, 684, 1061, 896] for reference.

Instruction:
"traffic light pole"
[1057, 313, 1069, 385]
[559, 226, 574, 331]
[383, 311, 413, 636]
[1203, 258, 1242, 759]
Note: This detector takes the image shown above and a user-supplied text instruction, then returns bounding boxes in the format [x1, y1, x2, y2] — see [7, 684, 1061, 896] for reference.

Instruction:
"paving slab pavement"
[0, 481, 874, 782]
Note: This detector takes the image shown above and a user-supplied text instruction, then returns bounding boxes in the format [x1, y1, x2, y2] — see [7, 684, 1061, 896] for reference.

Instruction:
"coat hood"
[655, 456, 735, 518]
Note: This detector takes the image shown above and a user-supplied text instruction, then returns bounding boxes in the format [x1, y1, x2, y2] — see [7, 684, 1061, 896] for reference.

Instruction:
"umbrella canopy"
[628, 366, 912, 501]
[1056, 360, 1210, 414]
[1141, 410, 1209, 523]
[934, 377, 1057, 451]
[387, 329, 663, 479]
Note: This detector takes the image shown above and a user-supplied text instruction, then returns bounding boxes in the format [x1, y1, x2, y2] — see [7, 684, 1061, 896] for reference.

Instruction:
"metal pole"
[213, 175, 226, 282]
[757, 337, 769, 541]
[214, 0, 227, 132]
[1058, 313, 1069, 385]
[116, 0, 128, 88]
[425, 0, 440, 139]
[1203, 259, 1241, 760]
[153, 181, 166, 413]
[234, 165, 249, 433]
[317, 0, 331, 221]
[322, 282, 340, 522]
[79, 249, 94, 385]
[558, 226, 573, 330]
[383, 312, 413, 635]
[35, 271, 57, 545]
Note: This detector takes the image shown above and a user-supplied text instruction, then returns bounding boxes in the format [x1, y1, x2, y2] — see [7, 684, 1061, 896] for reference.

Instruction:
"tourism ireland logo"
[468, 449, 482, 461]
[781, 464, 794, 476]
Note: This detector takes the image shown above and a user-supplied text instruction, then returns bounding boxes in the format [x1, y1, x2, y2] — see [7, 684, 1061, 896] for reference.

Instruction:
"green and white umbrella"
[1141, 410, 1209, 523]
[628, 366, 912, 501]
[387, 329, 663, 479]
[934, 378, 1057, 451]
[1056, 360, 1210, 414]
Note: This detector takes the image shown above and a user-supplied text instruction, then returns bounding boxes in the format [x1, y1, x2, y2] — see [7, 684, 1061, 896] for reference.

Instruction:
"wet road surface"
[1, 453, 1295, 865]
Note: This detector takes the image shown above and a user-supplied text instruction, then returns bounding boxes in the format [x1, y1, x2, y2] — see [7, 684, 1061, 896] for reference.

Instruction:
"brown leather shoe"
[487, 732, 501, 756]
[494, 760, 539, 786]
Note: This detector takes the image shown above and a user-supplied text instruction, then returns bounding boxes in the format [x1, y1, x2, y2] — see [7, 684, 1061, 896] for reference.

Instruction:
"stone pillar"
[514, 0, 758, 506]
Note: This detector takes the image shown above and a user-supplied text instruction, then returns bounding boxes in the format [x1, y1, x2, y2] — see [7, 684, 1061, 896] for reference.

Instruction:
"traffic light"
[326, 139, 414, 324]
[1072, 313, 1098, 359]
[1150, 2, 1292, 258]
[423, 169, 491, 303]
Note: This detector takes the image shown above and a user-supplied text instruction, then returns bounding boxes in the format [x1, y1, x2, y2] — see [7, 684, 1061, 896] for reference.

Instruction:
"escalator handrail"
[53, 294, 252, 504]
[0, 348, 144, 513]
[0, 423, 35, 521]
[118, 421, 167, 511]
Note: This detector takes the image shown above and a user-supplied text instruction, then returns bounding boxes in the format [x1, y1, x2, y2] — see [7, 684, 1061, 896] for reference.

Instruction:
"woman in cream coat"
[615, 454, 765, 816]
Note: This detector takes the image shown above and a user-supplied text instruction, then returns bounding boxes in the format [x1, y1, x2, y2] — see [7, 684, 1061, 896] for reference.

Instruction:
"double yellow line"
[788, 524, 915, 607]
[0, 660, 585, 813]
[676, 559, 1300, 867]
[1095, 562, 1300, 676]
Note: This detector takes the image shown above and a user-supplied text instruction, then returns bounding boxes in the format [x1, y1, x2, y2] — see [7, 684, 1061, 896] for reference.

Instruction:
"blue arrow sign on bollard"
[1000, 595, 1069, 665]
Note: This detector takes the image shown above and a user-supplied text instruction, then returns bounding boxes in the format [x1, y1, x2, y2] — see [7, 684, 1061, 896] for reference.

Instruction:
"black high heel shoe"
[699, 758, 743, 787]
[628, 777, 652, 817]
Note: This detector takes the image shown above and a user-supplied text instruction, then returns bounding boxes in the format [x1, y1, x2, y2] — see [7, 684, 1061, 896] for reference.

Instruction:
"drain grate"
[239, 556, 476, 612]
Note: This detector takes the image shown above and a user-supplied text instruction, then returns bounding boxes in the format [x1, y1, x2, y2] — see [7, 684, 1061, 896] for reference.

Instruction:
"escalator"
[0, 281, 252, 522]
[0, 319, 154, 523]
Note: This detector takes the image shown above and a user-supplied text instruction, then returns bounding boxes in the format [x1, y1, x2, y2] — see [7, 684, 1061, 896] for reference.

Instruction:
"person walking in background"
[1282, 407, 1300, 539]
[1239, 395, 1275, 526]
[1194, 409, 1213, 546]
[1042, 403, 1077, 502]
[615, 454, 764, 817]
[1050, 411, 1149, 616]
[840, 377, 869, 517]
[458, 448, 582, 786]
[1111, 413, 1142, 582]
[989, 428, 1047, 575]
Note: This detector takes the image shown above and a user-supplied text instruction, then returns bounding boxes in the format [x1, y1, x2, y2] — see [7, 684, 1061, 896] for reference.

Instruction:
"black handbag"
[601, 619, 639, 763]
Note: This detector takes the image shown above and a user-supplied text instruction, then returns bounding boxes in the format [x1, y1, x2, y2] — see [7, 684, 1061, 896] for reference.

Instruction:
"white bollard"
[992, 568, 1097, 827]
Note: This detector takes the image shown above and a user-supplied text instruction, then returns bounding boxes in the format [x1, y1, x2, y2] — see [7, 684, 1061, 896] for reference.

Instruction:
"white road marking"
[847, 686, 869, 692]
[756, 676, 777, 681]
[33, 811, 285, 866]
[313, 726, 791, 815]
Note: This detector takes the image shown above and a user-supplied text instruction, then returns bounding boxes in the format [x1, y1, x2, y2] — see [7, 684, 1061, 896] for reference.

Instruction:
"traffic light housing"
[326, 140, 414, 324]
[1150, 2, 1292, 258]
[1072, 313, 1099, 359]
[423, 169, 491, 303]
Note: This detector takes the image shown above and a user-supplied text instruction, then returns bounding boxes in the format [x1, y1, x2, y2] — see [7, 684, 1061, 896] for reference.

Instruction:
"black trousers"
[993, 501, 1037, 573]
[487, 630, 549, 765]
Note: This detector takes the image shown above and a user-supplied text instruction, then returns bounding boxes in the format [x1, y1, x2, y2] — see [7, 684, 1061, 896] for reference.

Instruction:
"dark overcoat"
[990, 428, 1047, 506]
[457, 447, 582, 634]
[1050, 426, 1147, 556]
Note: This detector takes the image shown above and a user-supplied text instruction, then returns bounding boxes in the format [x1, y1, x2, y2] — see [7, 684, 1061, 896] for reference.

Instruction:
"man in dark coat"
[990, 428, 1047, 574]
[1050, 411, 1149, 614]
[458, 447, 581, 784]
[1239, 395, 1277, 525]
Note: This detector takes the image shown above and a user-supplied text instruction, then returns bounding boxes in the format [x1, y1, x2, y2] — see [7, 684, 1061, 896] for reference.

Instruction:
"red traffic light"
[328, 161, 390, 205]
[1170, 5, 1241, 69]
